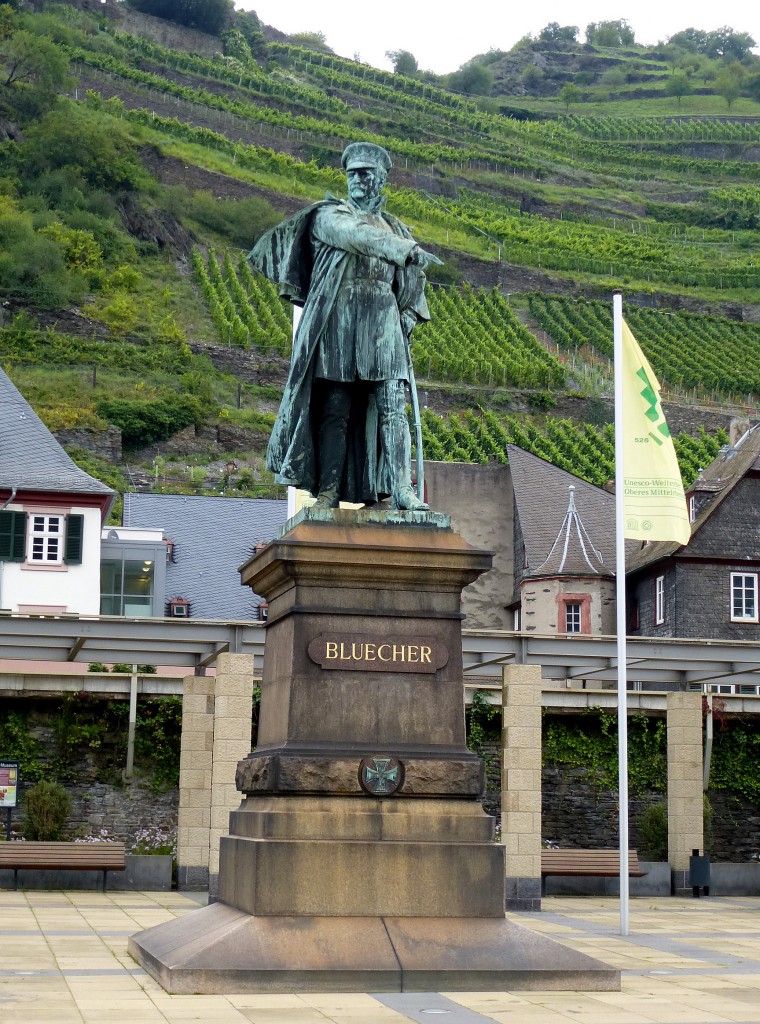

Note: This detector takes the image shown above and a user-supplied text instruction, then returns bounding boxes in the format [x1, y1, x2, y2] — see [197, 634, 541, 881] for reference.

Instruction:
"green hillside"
[0, 2, 758, 502]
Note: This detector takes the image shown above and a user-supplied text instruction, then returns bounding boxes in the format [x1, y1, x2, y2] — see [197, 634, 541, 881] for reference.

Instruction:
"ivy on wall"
[543, 709, 667, 794]
[0, 696, 183, 791]
[710, 719, 760, 803]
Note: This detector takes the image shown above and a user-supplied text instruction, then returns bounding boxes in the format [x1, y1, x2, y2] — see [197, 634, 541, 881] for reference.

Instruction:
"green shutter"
[64, 514, 84, 565]
[0, 510, 26, 562]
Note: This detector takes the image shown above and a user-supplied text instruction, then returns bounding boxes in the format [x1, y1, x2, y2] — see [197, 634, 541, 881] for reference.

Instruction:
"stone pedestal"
[502, 664, 543, 911]
[130, 508, 618, 992]
[667, 691, 704, 896]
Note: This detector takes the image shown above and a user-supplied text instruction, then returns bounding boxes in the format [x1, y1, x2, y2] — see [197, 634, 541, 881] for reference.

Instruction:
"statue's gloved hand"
[409, 245, 444, 271]
[401, 310, 417, 337]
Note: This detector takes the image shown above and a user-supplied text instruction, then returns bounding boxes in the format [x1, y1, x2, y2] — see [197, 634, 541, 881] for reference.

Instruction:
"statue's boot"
[377, 380, 429, 512]
[313, 383, 351, 509]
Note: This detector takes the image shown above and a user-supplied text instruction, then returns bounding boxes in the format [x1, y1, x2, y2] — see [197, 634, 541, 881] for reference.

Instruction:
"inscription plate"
[308, 633, 449, 673]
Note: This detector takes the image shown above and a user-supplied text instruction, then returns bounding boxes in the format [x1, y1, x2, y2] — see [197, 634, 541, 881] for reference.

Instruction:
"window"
[689, 495, 696, 523]
[565, 602, 582, 633]
[558, 594, 591, 635]
[100, 558, 155, 616]
[655, 575, 665, 625]
[731, 572, 758, 622]
[27, 515, 62, 564]
[0, 511, 83, 565]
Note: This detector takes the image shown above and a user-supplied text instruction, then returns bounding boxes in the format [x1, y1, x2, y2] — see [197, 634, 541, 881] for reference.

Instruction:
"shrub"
[22, 780, 72, 840]
[96, 395, 202, 445]
[638, 802, 668, 860]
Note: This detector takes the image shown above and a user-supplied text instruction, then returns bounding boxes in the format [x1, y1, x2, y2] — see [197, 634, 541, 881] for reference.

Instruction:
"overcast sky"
[236, 1, 759, 74]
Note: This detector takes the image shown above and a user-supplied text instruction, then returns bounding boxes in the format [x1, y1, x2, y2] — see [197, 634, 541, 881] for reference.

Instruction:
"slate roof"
[508, 444, 634, 577]
[531, 484, 610, 579]
[0, 369, 114, 496]
[123, 492, 289, 619]
[627, 425, 760, 574]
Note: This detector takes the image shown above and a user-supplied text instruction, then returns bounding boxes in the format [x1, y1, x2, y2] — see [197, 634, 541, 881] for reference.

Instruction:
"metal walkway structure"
[0, 615, 760, 695]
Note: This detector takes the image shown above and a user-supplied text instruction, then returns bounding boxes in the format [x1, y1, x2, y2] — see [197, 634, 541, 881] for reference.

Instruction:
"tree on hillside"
[129, 0, 234, 36]
[21, 106, 150, 192]
[665, 71, 693, 109]
[0, 3, 16, 40]
[235, 10, 267, 62]
[706, 27, 756, 61]
[0, 29, 67, 90]
[585, 20, 635, 47]
[538, 23, 578, 46]
[288, 31, 333, 54]
[746, 73, 760, 103]
[448, 60, 493, 96]
[667, 28, 708, 53]
[558, 83, 581, 110]
[668, 26, 756, 61]
[221, 28, 251, 63]
[715, 73, 741, 110]
[385, 49, 418, 76]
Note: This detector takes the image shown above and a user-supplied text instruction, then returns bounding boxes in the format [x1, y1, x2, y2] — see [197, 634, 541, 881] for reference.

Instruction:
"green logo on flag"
[636, 367, 671, 445]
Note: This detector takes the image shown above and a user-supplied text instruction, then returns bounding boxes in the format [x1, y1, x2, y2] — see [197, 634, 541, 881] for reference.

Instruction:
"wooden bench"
[541, 849, 647, 895]
[0, 842, 126, 892]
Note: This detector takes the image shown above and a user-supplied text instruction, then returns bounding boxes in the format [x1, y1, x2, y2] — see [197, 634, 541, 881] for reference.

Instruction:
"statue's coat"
[248, 197, 430, 502]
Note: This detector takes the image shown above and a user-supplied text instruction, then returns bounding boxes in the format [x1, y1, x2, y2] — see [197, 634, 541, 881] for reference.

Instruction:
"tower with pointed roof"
[508, 445, 617, 636]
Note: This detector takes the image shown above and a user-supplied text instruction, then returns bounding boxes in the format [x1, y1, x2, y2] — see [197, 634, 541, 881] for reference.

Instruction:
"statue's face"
[346, 166, 382, 203]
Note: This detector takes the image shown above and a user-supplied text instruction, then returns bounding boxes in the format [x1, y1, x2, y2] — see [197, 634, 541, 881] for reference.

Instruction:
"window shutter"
[64, 514, 84, 565]
[0, 510, 26, 562]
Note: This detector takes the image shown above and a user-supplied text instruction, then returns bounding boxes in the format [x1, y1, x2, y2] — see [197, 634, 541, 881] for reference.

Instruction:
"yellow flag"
[621, 320, 691, 545]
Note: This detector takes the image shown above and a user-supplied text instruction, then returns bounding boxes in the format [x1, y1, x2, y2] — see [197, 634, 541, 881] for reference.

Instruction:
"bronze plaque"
[358, 757, 404, 796]
[308, 633, 449, 673]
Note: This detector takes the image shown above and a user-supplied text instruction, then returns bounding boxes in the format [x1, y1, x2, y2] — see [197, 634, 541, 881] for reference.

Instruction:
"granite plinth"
[239, 515, 490, 763]
[221, 795, 502, 918]
[128, 904, 620, 994]
[235, 751, 483, 797]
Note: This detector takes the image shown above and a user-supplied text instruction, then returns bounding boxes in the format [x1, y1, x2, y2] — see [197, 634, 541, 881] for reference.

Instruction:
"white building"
[0, 370, 115, 615]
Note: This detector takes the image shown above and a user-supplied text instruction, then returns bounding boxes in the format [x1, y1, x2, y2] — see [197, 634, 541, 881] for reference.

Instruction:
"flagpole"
[613, 290, 630, 937]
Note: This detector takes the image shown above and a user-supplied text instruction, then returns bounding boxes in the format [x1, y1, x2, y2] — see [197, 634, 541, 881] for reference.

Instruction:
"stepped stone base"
[131, 513, 620, 994]
[128, 903, 620, 994]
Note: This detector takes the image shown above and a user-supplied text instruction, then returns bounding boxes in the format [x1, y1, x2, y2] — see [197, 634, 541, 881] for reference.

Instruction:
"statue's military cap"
[341, 142, 393, 172]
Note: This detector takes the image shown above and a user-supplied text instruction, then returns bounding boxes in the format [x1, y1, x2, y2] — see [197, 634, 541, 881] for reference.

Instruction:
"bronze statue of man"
[248, 142, 441, 510]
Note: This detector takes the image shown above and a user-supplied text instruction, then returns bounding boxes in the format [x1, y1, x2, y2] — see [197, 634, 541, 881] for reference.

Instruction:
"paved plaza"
[2, 890, 760, 1023]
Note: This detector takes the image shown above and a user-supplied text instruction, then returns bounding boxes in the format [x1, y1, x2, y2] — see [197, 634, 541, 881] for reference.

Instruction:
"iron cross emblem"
[359, 756, 404, 796]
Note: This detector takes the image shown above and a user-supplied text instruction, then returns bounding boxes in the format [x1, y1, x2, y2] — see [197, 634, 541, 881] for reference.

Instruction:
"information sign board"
[0, 761, 19, 808]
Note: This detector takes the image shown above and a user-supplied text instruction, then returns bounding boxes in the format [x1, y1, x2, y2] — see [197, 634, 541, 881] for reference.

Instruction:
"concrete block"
[177, 807, 211, 828]
[183, 826, 213, 848]
[503, 727, 537, 749]
[215, 695, 254, 719]
[501, 812, 535, 834]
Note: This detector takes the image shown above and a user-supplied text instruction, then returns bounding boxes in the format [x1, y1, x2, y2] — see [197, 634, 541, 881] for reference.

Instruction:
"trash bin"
[689, 849, 710, 897]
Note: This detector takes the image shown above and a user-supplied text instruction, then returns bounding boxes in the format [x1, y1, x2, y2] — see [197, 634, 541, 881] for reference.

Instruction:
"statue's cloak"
[248, 198, 429, 502]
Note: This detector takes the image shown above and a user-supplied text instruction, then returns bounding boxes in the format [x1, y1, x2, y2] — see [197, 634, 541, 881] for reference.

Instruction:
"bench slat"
[541, 849, 646, 878]
[0, 842, 126, 872]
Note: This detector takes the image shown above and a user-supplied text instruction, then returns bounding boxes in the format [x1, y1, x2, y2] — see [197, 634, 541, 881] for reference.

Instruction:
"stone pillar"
[667, 691, 703, 895]
[176, 674, 215, 890]
[208, 653, 254, 896]
[502, 663, 542, 911]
